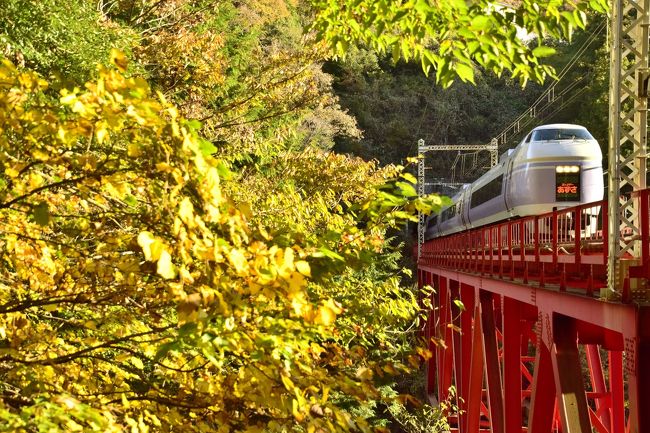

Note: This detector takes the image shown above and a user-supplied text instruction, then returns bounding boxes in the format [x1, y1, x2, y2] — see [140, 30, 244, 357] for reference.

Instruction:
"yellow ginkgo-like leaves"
[157, 250, 177, 280]
[138, 231, 176, 279]
[0, 44, 431, 433]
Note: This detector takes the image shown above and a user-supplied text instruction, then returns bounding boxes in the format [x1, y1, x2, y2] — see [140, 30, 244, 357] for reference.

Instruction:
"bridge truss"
[419, 197, 649, 432]
[417, 1, 650, 432]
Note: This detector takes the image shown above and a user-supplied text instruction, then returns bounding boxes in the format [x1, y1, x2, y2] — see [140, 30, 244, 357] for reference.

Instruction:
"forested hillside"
[0, 1, 606, 432]
[328, 17, 608, 177]
[328, 52, 541, 167]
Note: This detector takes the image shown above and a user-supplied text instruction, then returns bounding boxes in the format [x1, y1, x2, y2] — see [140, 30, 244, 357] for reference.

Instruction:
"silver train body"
[425, 124, 604, 239]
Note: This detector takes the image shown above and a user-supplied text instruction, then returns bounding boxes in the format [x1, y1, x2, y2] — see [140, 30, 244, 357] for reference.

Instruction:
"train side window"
[470, 175, 503, 209]
[441, 205, 456, 222]
[524, 133, 532, 143]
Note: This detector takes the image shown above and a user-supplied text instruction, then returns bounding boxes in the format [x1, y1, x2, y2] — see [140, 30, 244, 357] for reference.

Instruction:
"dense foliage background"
[328, 17, 608, 182]
[0, 1, 607, 432]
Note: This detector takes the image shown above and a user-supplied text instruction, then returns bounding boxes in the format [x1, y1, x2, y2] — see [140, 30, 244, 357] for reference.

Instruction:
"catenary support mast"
[608, 0, 650, 301]
[416, 139, 498, 259]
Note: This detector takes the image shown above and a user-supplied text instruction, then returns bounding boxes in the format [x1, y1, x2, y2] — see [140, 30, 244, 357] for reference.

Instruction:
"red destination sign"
[557, 182, 578, 194]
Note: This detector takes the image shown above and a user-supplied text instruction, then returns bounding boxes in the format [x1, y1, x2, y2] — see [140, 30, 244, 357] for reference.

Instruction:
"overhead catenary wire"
[450, 20, 605, 179]
[422, 17, 606, 197]
[491, 18, 607, 149]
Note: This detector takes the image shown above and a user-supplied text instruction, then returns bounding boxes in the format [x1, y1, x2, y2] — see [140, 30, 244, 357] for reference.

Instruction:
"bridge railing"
[420, 190, 650, 299]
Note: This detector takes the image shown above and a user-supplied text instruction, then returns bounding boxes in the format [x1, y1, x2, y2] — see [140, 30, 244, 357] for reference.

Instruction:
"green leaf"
[470, 15, 491, 31]
[315, 247, 344, 261]
[396, 181, 417, 197]
[455, 62, 475, 83]
[32, 202, 50, 226]
[154, 341, 181, 361]
[216, 161, 232, 180]
[198, 138, 217, 156]
[532, 46, 556, 58]
[453, 299, 465, 311]
[185, 119, 202, 131]
[124, 194, 138, 207]
[392, 43, 401, 62]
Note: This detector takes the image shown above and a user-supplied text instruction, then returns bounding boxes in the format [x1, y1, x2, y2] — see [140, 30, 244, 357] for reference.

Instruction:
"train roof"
[531, 123, 587, 130]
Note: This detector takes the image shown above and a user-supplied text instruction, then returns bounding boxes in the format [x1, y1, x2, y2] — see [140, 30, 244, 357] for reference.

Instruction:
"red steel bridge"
[419, 195, 649, 433]
[416, 1, 650, 432]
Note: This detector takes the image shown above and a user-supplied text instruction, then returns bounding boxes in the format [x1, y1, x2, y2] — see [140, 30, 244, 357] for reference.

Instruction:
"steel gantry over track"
[416, 1, 650, 432]
[417, 140, 498, 259]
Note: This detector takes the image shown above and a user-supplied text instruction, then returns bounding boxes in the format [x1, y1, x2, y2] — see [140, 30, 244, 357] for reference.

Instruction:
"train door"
[458, 191, 467, 229]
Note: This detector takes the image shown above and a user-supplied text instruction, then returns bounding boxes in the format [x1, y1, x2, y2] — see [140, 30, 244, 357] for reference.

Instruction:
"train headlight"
[556, 165, 580, 173]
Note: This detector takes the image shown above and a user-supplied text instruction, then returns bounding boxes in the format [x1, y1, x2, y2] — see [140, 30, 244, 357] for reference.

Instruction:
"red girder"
[417, 192, 650, 433]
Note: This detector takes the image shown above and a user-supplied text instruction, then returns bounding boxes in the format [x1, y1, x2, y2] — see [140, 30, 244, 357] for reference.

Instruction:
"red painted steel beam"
[439, 277, 454, 403]
[467, 304, 485, 433]
[585, 344, 611, 429]
[419, 268, 638, 338]
[459, 283, 476, 432]
[480, 291, 505, 433]
[627, 306, 650, 433]
[528, 341, 557, 433]
[450, 280, 464, 428]
[502, 297, 523, 433]
[421, 266, 648, 433]
[609, 351, 625, 433]
[425, 273, 437, 396]
[552, 314, 591, 432]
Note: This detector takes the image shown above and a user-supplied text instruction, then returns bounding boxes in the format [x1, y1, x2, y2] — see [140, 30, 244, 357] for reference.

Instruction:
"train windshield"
[531, 128, 593, 141]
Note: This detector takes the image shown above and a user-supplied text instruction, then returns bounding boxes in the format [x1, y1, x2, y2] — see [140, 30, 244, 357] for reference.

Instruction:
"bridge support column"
[609, 350, 625, 433]
[466, 302, 484, 433]
[458, 283, 476, 432]
[438, 277, 454, 404]
[628, 306, 650, 433]
[528, 340, 556, 433]
[480, 291, 505, 433]
[585, 344, 612, 429]
[502, 297, 522, 433]
[552, 314, 591, 433]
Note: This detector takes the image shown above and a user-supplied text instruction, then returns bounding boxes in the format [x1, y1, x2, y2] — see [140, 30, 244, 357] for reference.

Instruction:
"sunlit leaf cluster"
[309, 0, 608, 87]
[0, 51, 445, 431]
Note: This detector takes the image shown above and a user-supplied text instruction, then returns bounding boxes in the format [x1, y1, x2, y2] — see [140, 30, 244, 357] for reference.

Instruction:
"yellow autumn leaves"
[0, 45, 433, 433]
[137, 224, 342, 326]
[137, 232, 177, 280]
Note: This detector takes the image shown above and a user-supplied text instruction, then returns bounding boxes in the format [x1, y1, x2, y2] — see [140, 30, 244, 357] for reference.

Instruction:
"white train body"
[425, 124, 604, 239]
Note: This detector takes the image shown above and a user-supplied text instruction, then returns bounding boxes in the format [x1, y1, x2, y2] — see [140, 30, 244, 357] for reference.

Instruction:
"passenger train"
[425, 124, 604, 239]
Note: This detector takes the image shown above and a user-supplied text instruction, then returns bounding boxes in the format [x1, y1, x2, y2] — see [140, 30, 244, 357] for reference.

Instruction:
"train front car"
[505, 123, 603, 217]
[424, 123, 603, 241]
